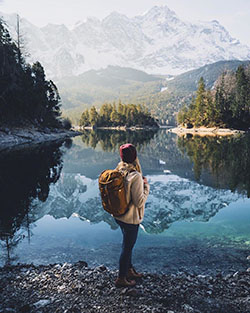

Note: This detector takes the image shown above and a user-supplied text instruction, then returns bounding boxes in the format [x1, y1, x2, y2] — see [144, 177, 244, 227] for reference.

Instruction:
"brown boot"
[115, 277, 136, 288]
[127, 267, 143, 279]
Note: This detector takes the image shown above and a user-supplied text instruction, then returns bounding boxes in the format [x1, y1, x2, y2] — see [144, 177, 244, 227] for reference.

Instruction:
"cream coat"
[114, 159, 150, 225]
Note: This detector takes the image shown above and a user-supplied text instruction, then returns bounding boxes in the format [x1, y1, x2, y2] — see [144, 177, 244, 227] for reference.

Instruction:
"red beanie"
[120, 143, 137, 163]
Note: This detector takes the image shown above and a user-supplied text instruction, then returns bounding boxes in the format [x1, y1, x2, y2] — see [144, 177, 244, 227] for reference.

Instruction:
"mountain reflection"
[1, 131, 250, 264]
[177, 134, 250, 197]
[0, 141, 67, 264]
[34, 172, 240, 234]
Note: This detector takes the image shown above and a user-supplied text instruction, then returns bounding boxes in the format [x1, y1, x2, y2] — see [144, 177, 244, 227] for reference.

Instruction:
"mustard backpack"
[98, 169, 128, 217]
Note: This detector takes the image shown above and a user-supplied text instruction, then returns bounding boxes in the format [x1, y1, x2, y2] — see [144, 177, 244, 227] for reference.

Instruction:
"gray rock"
[33, 299, 51, 308]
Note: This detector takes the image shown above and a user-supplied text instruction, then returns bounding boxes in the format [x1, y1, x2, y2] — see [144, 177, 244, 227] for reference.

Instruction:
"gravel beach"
[0, 262, 249, 313]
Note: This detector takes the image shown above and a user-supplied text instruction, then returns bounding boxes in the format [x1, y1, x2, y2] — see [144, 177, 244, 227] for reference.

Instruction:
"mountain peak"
[2, 7, 250, 78]
[103, 11, 129, 22]
[137, 5, 180, 26]
[142, 5, 177, 18]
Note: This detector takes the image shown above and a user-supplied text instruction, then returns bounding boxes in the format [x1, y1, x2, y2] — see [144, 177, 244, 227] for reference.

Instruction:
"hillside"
[166, 60, 250, 93]
[60, 60, 250, 125]
[58, 66, 162, 108]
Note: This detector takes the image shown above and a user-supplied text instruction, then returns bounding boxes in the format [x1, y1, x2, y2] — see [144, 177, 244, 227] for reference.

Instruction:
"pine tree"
[110, 105, 120, 125]
[45, 80, 61, 126]
[79, 109, 90, 127]
[89, 106, 98, 126]
[232, 66, 249, 127]
[193, 77, 206, 126]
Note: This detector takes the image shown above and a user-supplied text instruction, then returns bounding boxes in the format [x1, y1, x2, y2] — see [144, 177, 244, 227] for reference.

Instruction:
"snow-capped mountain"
[1, 5, 250, 77]
[31, 173, 242, 234]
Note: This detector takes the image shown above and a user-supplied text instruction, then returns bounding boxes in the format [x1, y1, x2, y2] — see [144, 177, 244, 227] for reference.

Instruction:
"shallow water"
[0, 130, 249, 274]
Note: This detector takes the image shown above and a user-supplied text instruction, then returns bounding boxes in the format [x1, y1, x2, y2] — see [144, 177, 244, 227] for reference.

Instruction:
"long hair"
[116, 157, 142, 175]
[132, 157, 142, 174]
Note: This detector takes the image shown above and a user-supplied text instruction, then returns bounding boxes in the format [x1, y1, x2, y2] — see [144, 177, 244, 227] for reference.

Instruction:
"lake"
[0, 130, 249, 275]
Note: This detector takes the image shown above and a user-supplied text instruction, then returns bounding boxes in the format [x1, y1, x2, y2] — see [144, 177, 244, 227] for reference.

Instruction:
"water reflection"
[0, 141, 68, 264]
[81, 129, 158, 151]
[177, 134, 250, 196]
[1, 131, 250, 267]
[33, 172, 241, 234]
[31, 131, 250, 235]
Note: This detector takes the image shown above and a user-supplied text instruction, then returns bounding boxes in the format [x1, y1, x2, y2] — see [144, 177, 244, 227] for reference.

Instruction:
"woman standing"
[115, 143, 150, 287]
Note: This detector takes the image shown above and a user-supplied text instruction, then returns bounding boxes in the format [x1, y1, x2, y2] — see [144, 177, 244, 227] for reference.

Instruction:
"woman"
[115, 143, 150, 287]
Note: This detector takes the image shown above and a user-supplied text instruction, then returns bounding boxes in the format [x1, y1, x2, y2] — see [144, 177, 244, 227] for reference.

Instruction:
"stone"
[96, 265, 107, 271]
[0, 263, 249, 313]
[33, 299, 51, 308]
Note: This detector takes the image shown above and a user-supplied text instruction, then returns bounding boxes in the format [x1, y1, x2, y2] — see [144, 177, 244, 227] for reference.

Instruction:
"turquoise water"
[0, 130, 249, 273]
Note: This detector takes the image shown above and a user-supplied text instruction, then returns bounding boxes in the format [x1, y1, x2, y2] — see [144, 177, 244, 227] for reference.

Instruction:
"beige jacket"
[114, 159, 150, 225]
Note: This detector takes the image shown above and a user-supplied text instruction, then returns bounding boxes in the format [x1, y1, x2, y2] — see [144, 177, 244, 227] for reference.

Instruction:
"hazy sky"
[0, 0, 249, 45]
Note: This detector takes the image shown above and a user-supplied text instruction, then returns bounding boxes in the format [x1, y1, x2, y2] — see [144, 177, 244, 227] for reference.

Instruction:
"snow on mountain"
[31, 173, 242, 234]
[1, 5, 250, 77]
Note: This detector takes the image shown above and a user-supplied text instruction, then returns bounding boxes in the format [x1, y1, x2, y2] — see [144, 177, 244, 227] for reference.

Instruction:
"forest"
[79, 102, 159, 128]
[0, 18, 66, 128]
[177, 65, 250, 130]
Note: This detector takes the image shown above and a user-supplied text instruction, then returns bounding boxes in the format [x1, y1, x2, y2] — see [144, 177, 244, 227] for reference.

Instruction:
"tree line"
[79, 102, 158, 127]
[177, 65, 250, 129]
[0, 18, 67, 128]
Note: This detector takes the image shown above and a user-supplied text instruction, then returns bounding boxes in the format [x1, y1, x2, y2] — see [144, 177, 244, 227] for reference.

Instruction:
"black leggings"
[115, 219, 139, 278]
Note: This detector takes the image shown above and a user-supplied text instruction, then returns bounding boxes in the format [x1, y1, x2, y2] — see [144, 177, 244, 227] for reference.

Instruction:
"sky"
[0, 0, 250, 46]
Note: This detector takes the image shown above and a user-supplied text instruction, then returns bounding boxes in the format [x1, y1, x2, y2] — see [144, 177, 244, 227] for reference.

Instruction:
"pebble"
[0, 263, 249, 313]
[34, 299, 50, 308]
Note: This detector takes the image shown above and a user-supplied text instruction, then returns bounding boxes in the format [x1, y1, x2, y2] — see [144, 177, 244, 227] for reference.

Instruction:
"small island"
[79, 102, 159, 129]
[174, 65, 250, 136]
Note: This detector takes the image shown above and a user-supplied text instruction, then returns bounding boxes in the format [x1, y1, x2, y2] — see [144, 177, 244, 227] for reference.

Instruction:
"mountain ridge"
[59, 60, 249, 112]
[1, 5, 250, 78]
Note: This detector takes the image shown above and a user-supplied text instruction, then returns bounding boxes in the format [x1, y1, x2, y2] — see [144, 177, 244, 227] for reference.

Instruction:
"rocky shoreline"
[0, 127, 82, 152]
[0, 262, 249, 313]
[77, 125, 159, 131]
[169, 126, 246, 136]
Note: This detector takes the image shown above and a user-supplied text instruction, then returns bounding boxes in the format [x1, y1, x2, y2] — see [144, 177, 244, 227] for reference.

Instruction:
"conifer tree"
[79, 109, 90, 127]
[232, 66, 249, 126]
[0, 18, 63, 128]
[110, 105, 120, 125]
[178, 66, 250, 130]
[89, 106, 98, 126]
[193, 77, 206, 126]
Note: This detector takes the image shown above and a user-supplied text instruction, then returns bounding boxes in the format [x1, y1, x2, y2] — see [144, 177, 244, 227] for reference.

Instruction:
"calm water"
[0, 130, 249, 274]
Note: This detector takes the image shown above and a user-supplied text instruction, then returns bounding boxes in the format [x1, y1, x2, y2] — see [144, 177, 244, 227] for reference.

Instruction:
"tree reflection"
[81, 129, 158, 152]
[177, 134, 250, 196]
[0, 141, 67, 264]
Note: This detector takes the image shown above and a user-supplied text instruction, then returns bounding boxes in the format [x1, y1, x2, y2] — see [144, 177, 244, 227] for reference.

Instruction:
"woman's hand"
[143, 176, 148, 185]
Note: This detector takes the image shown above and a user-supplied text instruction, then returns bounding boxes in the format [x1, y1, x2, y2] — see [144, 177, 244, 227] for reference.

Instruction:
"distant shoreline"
[76, 125, 160, 131]
[169, 126, 247, 136]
